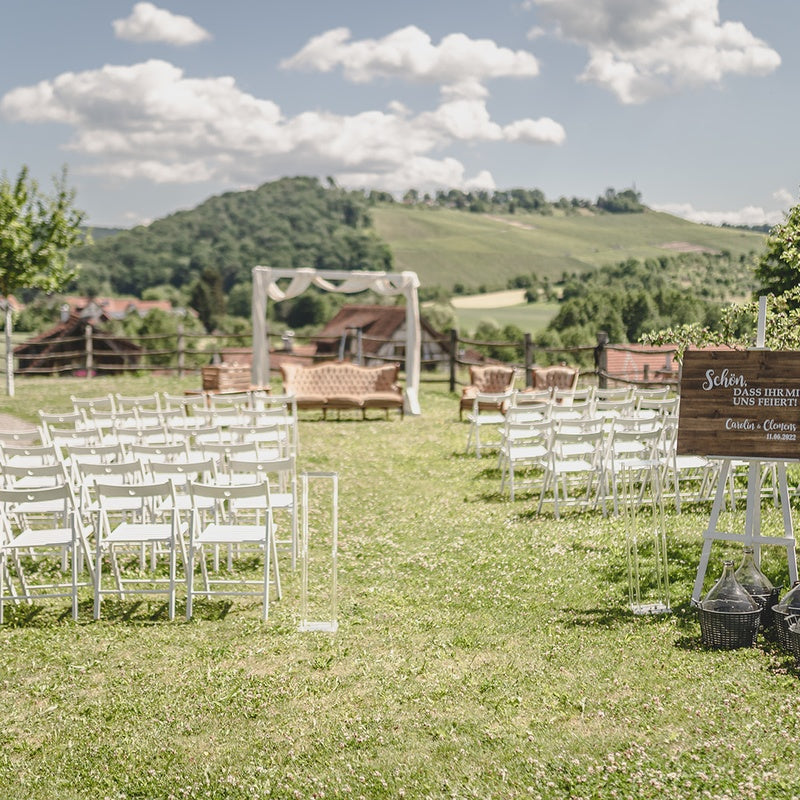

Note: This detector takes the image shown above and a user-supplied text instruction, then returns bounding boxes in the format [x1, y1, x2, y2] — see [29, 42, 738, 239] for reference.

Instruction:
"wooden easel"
[691, 298, 798, 600]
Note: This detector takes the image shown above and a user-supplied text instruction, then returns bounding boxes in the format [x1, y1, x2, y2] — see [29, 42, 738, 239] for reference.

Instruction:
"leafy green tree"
[190, 267, 226, 332]
[755, 203, 800, 303]
[0, 166, 87, 395]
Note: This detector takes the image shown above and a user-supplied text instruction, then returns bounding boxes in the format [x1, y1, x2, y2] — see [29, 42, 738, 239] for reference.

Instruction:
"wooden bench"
[280, 362, 404, 419]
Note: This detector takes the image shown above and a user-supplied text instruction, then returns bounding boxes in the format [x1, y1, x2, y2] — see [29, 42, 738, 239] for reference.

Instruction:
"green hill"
[372, 204, 765, 292]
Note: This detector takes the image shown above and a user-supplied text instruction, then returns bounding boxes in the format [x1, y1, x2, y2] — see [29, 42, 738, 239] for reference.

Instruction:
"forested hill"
[75, 176, 392, 297]
[74, 176, 766, 301]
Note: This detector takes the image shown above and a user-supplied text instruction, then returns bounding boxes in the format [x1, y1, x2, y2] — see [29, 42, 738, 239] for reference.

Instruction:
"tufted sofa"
[459, 365, 516, 420]
[280, 362, 404, 418]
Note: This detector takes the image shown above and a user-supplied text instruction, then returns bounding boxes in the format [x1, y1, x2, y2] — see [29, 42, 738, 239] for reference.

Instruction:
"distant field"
[450, 300, 560, 334]
[372, 204, 765, 293]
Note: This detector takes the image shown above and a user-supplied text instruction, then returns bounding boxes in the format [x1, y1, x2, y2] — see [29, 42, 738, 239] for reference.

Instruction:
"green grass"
[372, 205, 766, 292]
[1, 375, 800, 799]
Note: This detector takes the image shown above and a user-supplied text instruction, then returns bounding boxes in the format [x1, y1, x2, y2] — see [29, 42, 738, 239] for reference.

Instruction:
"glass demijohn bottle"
[702, 560, 759, 612]
[734, 546, 773, 597]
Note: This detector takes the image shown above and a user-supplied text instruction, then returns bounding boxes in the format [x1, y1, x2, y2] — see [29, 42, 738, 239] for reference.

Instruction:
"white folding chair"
[0, 483, 93, 622]
[538, 420, 607, 518]
[93, 480, 187, 620]
[465, 389, 513, 458]
[186, 480, 282, 621]
[499, 416, 553, 501]
[604, 419, 664, 515]
[227, 456, 298, 568]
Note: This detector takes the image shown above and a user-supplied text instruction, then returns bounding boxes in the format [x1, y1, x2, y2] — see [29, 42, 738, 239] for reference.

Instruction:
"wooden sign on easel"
[682, 298, 799, 601]
[678, 348, 800, 460]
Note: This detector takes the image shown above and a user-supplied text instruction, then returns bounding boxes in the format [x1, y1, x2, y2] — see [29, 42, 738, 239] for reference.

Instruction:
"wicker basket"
[771, 606, 797, 651]
[787, 617, 800, 663]
[748, 587, 781, 629]
[695, 603, 761, 650]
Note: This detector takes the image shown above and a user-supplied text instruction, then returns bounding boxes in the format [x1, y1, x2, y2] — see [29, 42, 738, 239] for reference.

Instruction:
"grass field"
[1, 375, 799, 799]
[372, 205, 766, 294]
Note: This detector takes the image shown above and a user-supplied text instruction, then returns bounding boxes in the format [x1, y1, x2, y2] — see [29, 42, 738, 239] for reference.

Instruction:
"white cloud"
[654, 201, 783, 227]
[1, 58, 562, 188]
[113, 2, 211, 46]
[336, 157, 496, 196]
[773, 188, 796, 208]
[529, 0, 780, 103]
[281, 25, 540, 87]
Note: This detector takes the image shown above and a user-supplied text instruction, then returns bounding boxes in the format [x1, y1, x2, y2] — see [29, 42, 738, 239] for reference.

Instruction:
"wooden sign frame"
[678, 349, 800, 460]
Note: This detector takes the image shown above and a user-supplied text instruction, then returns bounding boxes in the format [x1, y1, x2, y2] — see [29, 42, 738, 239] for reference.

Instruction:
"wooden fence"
[4, 325, 680, 392]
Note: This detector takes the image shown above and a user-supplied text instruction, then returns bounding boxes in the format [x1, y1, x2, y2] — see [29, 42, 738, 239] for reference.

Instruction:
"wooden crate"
[201, 364, 251, 392]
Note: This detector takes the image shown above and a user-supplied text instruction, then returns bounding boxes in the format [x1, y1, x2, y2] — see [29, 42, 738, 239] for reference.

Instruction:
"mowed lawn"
[1, 376, 799, 800]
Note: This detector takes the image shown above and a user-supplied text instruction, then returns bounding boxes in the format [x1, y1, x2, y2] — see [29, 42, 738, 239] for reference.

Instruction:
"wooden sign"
[677, 349, 800, 459]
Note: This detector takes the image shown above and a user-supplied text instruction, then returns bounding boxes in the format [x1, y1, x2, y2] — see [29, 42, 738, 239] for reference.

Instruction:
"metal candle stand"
[298, 471, 339, 633]
[619, 464, 671, 616]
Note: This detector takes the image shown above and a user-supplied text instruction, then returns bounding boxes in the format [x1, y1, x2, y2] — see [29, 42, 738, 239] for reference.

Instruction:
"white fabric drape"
[252, 267, 422, 414]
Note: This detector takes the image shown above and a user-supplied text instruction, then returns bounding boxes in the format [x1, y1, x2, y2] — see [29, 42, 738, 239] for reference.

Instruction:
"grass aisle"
[0, 377, 798, 799]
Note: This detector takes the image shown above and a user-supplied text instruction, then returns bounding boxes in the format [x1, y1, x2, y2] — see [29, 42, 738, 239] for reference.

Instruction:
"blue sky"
[1, 0, 796, 229]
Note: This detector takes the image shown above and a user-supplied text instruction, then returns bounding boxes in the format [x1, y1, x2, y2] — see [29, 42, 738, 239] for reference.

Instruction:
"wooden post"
[85, 323, 93, 379]
[449, 328, 458, 392]
[595, 331, 608, 390]
[524, 332, 533, 388]
[177, 322, 185, 378]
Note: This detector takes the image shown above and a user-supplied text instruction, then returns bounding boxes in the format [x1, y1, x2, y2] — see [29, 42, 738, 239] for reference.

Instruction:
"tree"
[0, 166, 87, 395]
[189, 267, 226, 332]
[755, 202, 800, 303]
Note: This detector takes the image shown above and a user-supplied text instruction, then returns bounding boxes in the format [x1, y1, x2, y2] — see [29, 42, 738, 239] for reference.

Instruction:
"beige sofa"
[280, 362, 404, 418]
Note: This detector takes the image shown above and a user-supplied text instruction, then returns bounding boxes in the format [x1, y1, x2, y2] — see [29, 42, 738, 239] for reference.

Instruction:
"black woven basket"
[748, 587, 781, 629]
[787, 617, 800, 663]
[695, 603, 761, 650]
[771, 606, 798, 651]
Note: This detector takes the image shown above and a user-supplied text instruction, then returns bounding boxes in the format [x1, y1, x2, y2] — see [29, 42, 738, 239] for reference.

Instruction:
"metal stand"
[298, 472, 339, 633]
[691, 458, 798, 601]
[620, 465, 671, 615]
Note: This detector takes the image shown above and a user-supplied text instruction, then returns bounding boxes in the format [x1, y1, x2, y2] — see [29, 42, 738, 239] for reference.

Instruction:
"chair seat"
[6, 527, 72, 549]
[105, 522, 183, 543]
[194, 523, 267, 544]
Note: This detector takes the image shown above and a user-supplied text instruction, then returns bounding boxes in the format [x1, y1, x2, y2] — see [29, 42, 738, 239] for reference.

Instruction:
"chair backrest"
[0, 482, 78, 521]
[189, 479, 272, 525]
[75, 458, 147, 489]
[115, 392, 161, 413]
[128, 441, 190, 463]
[71, 394, 116, 415]
[468, 365, 516, 394]
[147, 457, 217, 488]
[228, 456, 295, 492]
[0, 442, 61, 467]
[94, 478, 178, 523]
[1, 461, 68, 489]
[531, 365, 579, 393]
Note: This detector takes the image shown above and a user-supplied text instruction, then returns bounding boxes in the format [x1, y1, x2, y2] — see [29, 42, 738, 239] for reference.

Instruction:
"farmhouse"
[14, 311, 142, 376]
[313, 303, 447, 368]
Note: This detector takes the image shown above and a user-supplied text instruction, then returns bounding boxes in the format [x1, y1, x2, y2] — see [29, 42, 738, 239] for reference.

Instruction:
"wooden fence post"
[595, 331, 608, 389]
[85, 323, 93, 379]
[524, 332, 533, 388]
[177, 322, 185, 378]
[449, 328, 458, 392]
